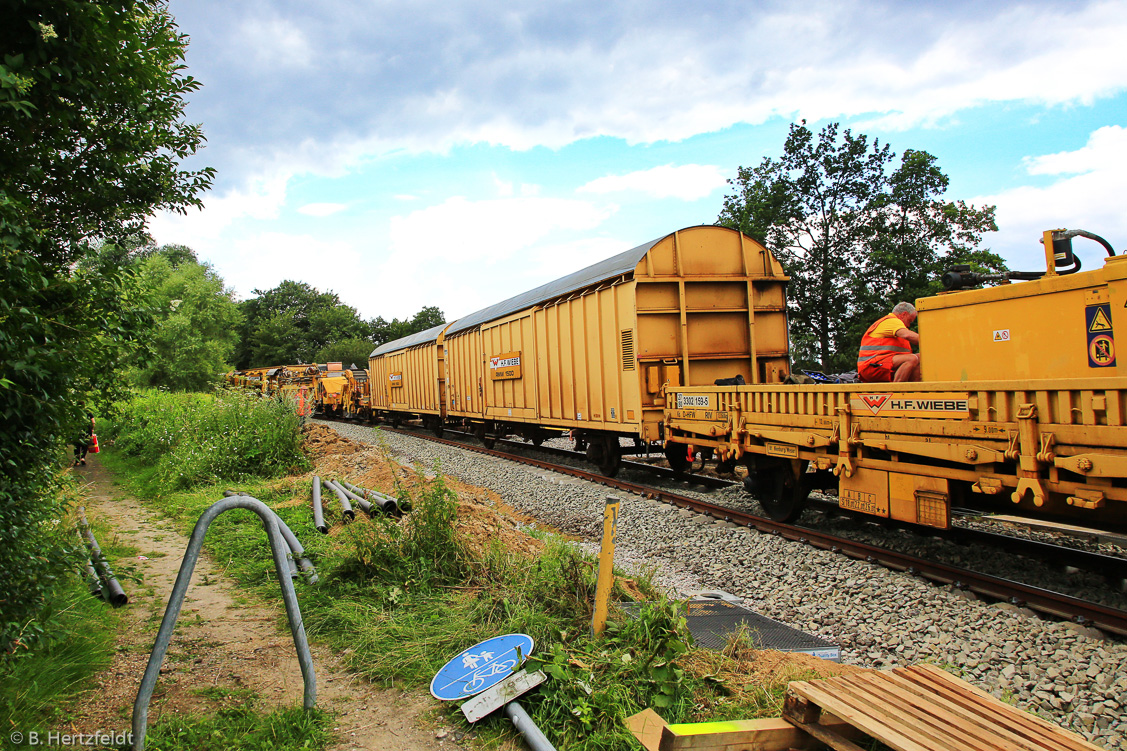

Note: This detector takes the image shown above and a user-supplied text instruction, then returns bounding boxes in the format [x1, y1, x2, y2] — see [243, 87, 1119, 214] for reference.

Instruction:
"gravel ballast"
[319, 420, 1127, 748]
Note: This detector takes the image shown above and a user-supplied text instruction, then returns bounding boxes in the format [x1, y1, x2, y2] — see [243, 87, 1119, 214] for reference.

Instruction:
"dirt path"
[68, 457, 445, 750]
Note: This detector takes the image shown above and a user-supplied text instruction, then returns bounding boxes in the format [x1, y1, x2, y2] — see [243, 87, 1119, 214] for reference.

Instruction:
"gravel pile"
[319, 420, 1127, 748]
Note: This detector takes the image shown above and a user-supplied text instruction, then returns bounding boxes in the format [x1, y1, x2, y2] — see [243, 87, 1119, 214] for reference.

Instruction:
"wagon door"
[482, 314, 538, 422]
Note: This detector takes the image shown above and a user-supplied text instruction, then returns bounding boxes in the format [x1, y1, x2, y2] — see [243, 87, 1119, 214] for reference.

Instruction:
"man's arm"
[896, 328, 920, 345]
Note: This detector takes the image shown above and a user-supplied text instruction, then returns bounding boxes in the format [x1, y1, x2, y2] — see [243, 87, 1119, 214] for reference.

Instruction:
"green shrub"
[111, 389, 310, 493]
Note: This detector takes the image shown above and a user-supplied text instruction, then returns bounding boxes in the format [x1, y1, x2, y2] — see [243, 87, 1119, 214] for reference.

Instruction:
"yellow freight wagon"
[368, 322, 450, 434]
[443, 225, 790, 474]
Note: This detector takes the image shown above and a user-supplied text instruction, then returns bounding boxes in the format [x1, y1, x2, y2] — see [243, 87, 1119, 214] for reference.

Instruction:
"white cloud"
[239, 16, 313, 69]
[297, 202, 349, 217]
[579, 164, 728, 200]
[976, 126, 1127, 270]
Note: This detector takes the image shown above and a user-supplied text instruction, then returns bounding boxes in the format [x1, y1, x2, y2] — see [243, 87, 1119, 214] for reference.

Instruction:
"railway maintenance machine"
[663, 229, 1127, 530]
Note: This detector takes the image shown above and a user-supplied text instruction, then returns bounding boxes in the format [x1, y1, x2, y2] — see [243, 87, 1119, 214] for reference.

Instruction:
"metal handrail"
[132, 496, 317, 750]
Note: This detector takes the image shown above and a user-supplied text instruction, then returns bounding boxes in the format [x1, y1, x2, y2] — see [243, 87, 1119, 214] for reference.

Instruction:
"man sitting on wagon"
[858, 301, 921, 383]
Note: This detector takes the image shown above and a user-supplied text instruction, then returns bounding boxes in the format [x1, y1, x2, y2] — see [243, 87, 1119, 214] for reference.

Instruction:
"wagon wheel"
[587, 436, 621, 477]
[750, 462, 808, 523]
[431, 419, 444, 439]
[664, 442, 689, 476]
[390, 416, 402, 429]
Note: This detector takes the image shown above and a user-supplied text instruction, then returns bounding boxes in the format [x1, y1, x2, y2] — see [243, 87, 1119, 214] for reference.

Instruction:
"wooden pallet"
[784, 663, 1103, 751]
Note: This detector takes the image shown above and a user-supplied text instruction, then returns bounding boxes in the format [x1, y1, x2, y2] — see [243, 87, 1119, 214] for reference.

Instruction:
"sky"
[151, 0, 1127, 324]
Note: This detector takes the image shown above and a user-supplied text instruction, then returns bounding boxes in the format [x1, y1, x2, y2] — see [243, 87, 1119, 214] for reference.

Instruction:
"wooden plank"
[785, 717, 869, 751]
[656, 717, 811, 751]
[788, 682, 931, 751]
[809, 675, 975, 751]
[906, 665, 1101, 750]
[876, 671, 1049, 751]
[904, 666, 1102, 751]
[839, 673, 1018, 751]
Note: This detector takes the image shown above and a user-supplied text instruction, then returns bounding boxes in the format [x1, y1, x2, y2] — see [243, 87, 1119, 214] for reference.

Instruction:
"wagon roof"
[370, 321, 450, 358]
[444, 234, 662, 337]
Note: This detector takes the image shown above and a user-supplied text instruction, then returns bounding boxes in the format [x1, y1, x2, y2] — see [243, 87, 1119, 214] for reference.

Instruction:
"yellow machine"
[314, 362, 347, 416]
[663, 229, 1127, 528]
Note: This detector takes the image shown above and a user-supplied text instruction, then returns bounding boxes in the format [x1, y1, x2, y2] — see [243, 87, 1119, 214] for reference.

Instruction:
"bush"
[112, 389, 310, 493]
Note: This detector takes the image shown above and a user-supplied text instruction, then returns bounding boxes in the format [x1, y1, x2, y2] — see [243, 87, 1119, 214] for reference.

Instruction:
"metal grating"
[621, 330, 635, 370]
[623, 599, 839, 661]
[916, 490, 949, 528]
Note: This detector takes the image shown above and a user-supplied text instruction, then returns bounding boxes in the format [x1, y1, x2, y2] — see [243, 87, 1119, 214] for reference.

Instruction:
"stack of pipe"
[322, 480, 355, 522]
[223, 491, 318, 583]
[339, 479, 407, 516]
[311, 476, 327, 533]
[77, 507, 128, 606]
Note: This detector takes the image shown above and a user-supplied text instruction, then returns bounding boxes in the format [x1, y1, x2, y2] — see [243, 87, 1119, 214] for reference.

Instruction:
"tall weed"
[112, 389, 309, 493]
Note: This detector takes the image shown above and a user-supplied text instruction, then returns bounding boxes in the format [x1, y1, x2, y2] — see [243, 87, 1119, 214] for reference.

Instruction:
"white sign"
[992, 329, 1010, 342]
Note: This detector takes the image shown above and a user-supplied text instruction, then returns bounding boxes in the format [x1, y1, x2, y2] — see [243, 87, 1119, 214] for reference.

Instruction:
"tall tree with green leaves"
[132, 251, 243, 391]
[718, 121, 1001, 371]
[0, 0, 211, 655]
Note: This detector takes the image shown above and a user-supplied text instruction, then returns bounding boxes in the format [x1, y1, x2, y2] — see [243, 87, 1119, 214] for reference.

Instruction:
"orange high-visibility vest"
[858, 314, 912, 370]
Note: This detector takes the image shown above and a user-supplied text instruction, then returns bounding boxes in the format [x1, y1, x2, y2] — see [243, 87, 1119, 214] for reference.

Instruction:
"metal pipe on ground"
[332, 481, 376, 517]
[312, 476, 327, 533]
[85, 559, 102, 598]
[77, 507, 128, 606]
[274, 515, 319, 584]
[323, 480, 355, 522]
[340, 480, 403, 517]
[505, 701, 557, 751]
[221, 492, 315, 582]
[132, 495, 316, 751]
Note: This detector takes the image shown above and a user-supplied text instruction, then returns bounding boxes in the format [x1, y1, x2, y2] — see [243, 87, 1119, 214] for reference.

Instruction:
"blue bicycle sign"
[430, 633, 534, 701]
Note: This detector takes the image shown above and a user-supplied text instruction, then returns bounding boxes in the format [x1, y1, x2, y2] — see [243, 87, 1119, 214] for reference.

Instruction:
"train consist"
[234, 225, 1127, 531]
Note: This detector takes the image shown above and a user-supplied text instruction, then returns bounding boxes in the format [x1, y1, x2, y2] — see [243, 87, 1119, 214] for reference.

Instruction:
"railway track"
[333, 418, 1127, 636]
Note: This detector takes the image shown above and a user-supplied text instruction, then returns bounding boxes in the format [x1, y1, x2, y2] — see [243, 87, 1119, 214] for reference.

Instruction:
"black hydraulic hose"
[340, 479, 405, 516]
[1069, 228, 1116, 256]
[311, 475, 327, 533]
[77, 507, 128, 606]
[323, 480, 355, 522]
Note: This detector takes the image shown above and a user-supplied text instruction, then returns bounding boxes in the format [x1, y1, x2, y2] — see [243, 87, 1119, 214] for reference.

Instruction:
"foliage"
[0, 0, 214, 266]
[0, 508, 125, 725]
[369, 305, 446, 348]
[314, 338, 375, 369]
[110, 390, 310, 494]
[0, 224, 150, 652]
[332, 464, 469, 592]
[0, 0, 210, 653]
[234, 281, 366, 368]
[131, 252, 243, 391]
[718, 121, 1002, 371]
[234, 280, 446, 369]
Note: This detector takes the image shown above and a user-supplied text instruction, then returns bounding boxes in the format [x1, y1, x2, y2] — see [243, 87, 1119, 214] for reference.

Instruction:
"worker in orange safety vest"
[857, 301, 920, 383]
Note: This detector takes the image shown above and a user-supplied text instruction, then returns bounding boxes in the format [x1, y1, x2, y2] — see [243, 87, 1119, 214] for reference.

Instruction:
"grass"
[92, 390, 834, 749]
[0, 580, 122, 730]
[139, 706, 332, 751]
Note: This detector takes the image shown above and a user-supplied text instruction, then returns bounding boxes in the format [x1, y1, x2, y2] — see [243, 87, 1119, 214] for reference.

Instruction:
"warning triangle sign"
[1090, 307, 1113, 332]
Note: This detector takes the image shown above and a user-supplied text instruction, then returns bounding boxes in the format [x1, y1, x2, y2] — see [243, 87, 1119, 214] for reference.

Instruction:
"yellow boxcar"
[443, 225, 790, 473]
[368, 323, 450, 434]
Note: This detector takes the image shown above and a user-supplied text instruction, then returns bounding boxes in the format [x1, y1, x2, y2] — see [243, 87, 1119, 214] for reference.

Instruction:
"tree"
[316, 339, 377, 369]
[370, 305, 447, 347]
[0, 0, 210, 655]
[132, 252, 243, 391]
[718, 121, 1001, 372]
[234, 281, 350, 367]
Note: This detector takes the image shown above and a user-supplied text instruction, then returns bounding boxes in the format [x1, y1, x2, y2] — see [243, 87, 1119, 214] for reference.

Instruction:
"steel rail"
[373, 425, 1127, 637]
